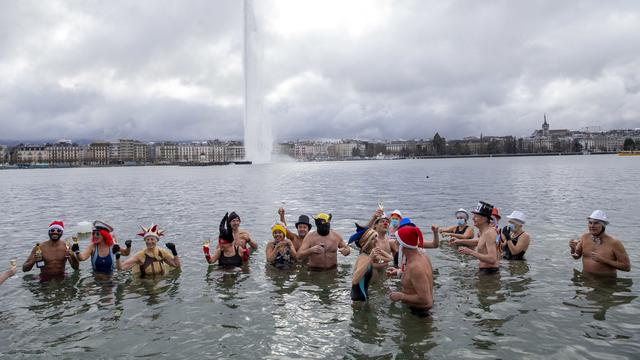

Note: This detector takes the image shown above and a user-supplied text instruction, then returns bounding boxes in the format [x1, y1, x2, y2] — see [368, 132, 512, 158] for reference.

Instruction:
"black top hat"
[295, 215, 313, 230]
[218, 213, 234, 243]
[471, 201, 494, 218]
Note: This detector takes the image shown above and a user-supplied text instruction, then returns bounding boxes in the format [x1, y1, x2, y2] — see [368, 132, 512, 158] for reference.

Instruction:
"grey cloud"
[1, 0, 639, 143]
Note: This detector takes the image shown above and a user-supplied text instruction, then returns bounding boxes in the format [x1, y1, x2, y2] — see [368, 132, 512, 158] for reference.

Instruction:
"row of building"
[2, 118, 639, 165]
[0, 140, 246, 166]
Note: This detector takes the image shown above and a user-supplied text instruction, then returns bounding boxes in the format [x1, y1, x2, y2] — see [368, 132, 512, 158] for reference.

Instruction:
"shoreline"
[0, 151, 620, 170]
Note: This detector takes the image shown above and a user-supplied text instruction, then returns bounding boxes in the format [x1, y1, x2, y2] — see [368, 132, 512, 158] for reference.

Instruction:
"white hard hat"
[390, 209, 403, 218]
[506, 210, 526, 224]
[588, 210, 609, 225]
[455, 208, 469, 220]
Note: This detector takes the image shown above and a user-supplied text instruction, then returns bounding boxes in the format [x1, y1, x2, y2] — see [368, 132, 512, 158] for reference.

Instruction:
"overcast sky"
[1, 0, 639, 142]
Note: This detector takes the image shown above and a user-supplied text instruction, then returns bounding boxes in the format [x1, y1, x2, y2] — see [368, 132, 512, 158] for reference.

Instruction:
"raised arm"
[163, 244, 181, 268]
[365, 209, 383, 228]
[244, 231, 258, 250]
[76, 242, 95, 262]
[422, 225, 440, 249]
[0, 265, 17, 285]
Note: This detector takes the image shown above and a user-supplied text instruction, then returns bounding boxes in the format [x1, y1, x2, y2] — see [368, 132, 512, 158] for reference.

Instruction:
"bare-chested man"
[457, 202, 500, 275]
[387, 224, 433, 317]
[228, 212, 258, 256]
[22, 221, 79, 279]
[569, 210, 630, 276]
[278, 208, 312, 251]
[297, 213, 350, 270]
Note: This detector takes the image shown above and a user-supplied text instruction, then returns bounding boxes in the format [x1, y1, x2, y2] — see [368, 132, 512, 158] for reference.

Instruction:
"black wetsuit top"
[503, 232, 526, 260]
[351, 265, 373, 301]
[219, 246, 243, 268]
[454, 225, 468, 235]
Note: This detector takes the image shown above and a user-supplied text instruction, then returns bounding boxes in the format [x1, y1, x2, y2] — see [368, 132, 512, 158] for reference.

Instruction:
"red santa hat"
[48, 221, 64, 233]
[396, 224, 424, 249]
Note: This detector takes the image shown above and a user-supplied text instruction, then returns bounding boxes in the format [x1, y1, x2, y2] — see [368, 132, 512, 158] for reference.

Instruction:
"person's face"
[473, 214, 488, 227]
[144, 236, 158, 249]
[92, 231, 103, 244]
[588, 220, 604, 235]
[296, 224, 310, 237]
[230, 218, 241, 230]
[390, 215, 401, 227]
[220, 241, 232, 250]
[273, 230, 284, 242]
[508, 220, 521, 231]
[456, 214, 467, 224]
[48, 228, 62, 241]
[375, 219, 390, 232]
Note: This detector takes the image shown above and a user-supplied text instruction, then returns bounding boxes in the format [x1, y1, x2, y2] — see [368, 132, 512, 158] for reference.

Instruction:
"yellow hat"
[271, 224, 287, 237]
[315, 213, 331, 222]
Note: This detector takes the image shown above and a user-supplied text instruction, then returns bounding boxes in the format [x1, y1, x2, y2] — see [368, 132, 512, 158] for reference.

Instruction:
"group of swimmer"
[0, 201, 631, 317]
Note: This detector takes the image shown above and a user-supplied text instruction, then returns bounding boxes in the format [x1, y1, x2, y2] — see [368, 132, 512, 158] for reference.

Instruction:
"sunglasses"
[49, 229, 62, 233]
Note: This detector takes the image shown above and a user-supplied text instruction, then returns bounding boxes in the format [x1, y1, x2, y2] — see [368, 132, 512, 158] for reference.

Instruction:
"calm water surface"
[0, 156, 638, 359]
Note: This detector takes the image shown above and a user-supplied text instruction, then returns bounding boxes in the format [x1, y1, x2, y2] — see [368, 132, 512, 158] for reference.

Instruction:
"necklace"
[591, 236, 602, 245]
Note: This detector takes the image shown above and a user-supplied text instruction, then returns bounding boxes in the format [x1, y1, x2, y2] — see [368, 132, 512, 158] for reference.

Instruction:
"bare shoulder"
[608, 235, 626, 249]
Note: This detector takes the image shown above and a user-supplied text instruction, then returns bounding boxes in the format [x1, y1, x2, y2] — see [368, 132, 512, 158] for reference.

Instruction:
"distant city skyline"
[1, 1, 639, 142]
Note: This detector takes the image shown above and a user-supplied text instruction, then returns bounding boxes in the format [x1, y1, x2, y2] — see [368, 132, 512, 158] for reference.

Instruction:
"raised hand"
[165, 242, 178, 256]
[125, 240, 132, 249]
[71, 242, 80, 253]
[431, 224, 439, 233]
[112, 244, 121, 254]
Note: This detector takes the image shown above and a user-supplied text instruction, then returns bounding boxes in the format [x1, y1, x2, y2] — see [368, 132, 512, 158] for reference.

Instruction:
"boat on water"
[617, 150, 640, 156]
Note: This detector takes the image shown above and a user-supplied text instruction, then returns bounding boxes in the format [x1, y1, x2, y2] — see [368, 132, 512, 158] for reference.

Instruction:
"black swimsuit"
[503, 232, 526, 260]
[351, 265, 373, 301]
[218, 246, 243, 268]
[273, 245, 293, 269]
[454, 225, 468, 235]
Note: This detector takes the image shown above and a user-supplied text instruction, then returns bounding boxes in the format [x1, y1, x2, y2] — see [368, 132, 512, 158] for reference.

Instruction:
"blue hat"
[398, 217, 415, 229]
[348, 223, 377, 250]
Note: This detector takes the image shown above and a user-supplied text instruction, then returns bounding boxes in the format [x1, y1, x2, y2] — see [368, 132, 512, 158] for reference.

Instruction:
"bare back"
[401, 252, 434, 309]
[476, 227, 499, 269]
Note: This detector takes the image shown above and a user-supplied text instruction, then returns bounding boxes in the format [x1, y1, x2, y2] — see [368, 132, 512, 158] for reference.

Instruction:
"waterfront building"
[0, 145, 6, 164]
[47, 140, 83, 166]
[117, 139, 148, 164]
[87, 142, 112, 165]
[12, 144, 49, 164]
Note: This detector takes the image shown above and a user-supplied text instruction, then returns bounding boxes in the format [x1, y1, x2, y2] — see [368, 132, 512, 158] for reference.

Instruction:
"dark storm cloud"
[0, 0, 639, 142]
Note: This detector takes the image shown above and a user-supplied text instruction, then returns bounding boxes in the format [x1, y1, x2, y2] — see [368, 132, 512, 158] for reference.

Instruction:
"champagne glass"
[378, 198, 384, 211]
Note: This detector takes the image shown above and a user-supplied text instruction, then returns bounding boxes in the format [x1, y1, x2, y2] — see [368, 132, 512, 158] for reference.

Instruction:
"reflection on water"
[0, 157, 639, 358]
[567, 269, 635, 321]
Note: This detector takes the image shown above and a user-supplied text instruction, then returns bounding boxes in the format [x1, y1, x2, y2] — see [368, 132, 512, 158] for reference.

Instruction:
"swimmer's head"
[390, 210, 403, 228]
[137, 224, 164, 249]
[48, 221, 64, 241]
[374, 213, 390, 232]
[471, 201, 494, 226]
[228, 212, 241, 229]
[272, 223, 286, 241]
[349, 224, 378, 254]
[295, 215, 312, 237]
[506, 211, 526, 231]
[314, 213, 332, 236]
[92, 229, 114, 247]
[455, 209, 469, 226]
[587, 210, 608, 236]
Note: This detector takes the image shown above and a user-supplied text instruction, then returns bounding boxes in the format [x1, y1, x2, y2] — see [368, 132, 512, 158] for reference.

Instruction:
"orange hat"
[492, 207, 501, 220]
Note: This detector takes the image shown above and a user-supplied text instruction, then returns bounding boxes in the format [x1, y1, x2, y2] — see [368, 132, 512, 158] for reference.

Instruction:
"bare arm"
[453, 238, 479, 247]
[570, 238, 583, 259]
[366, 209, 383, 228]
[207, 246, 222, 264]
[0, 266, 17, 285]
[67, 248, 80, 270]
[423, 225, 439, 249]
[297, 236, 321, 260]
[352, 254, 373, 285]
[460, 235, 498, 263]
[337, 233, 351, 256]
[22, 245, 38, 272]
[507, 233, 530, 255]
[117, 254, 143, 270]
[593, 241, 631, 271]
[76, 242, 95, 262]
[287, 239, 298, 260]
[265, 241, 277, 263]
[245, 232, 258, 250]
[439, 225, 457, 234]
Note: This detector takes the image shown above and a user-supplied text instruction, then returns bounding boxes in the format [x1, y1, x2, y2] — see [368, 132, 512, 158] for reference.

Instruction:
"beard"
[317, 223, 330, 237]
[49, 234, 61, 241]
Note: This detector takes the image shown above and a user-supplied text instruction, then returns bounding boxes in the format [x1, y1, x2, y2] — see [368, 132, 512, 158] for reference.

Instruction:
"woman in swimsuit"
[117, 224, 181, 277]
[204, 213, 249, 269]
[440, 208, 475, 240]
[74, 220, 131, 274]
[349, 224, 393, 302]
[501, 211, 530, 260]
[266, 223, 297, 269]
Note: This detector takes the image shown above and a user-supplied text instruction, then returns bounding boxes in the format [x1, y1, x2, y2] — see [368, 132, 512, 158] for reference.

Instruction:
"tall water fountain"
[243, 0, 272, 163]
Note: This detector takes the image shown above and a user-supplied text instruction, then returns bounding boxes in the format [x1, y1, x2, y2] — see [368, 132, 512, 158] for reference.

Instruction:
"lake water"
[0, 156, 638, 359]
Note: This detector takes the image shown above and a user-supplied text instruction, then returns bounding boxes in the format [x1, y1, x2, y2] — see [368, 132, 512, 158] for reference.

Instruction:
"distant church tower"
[542, 114, 550, 137]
